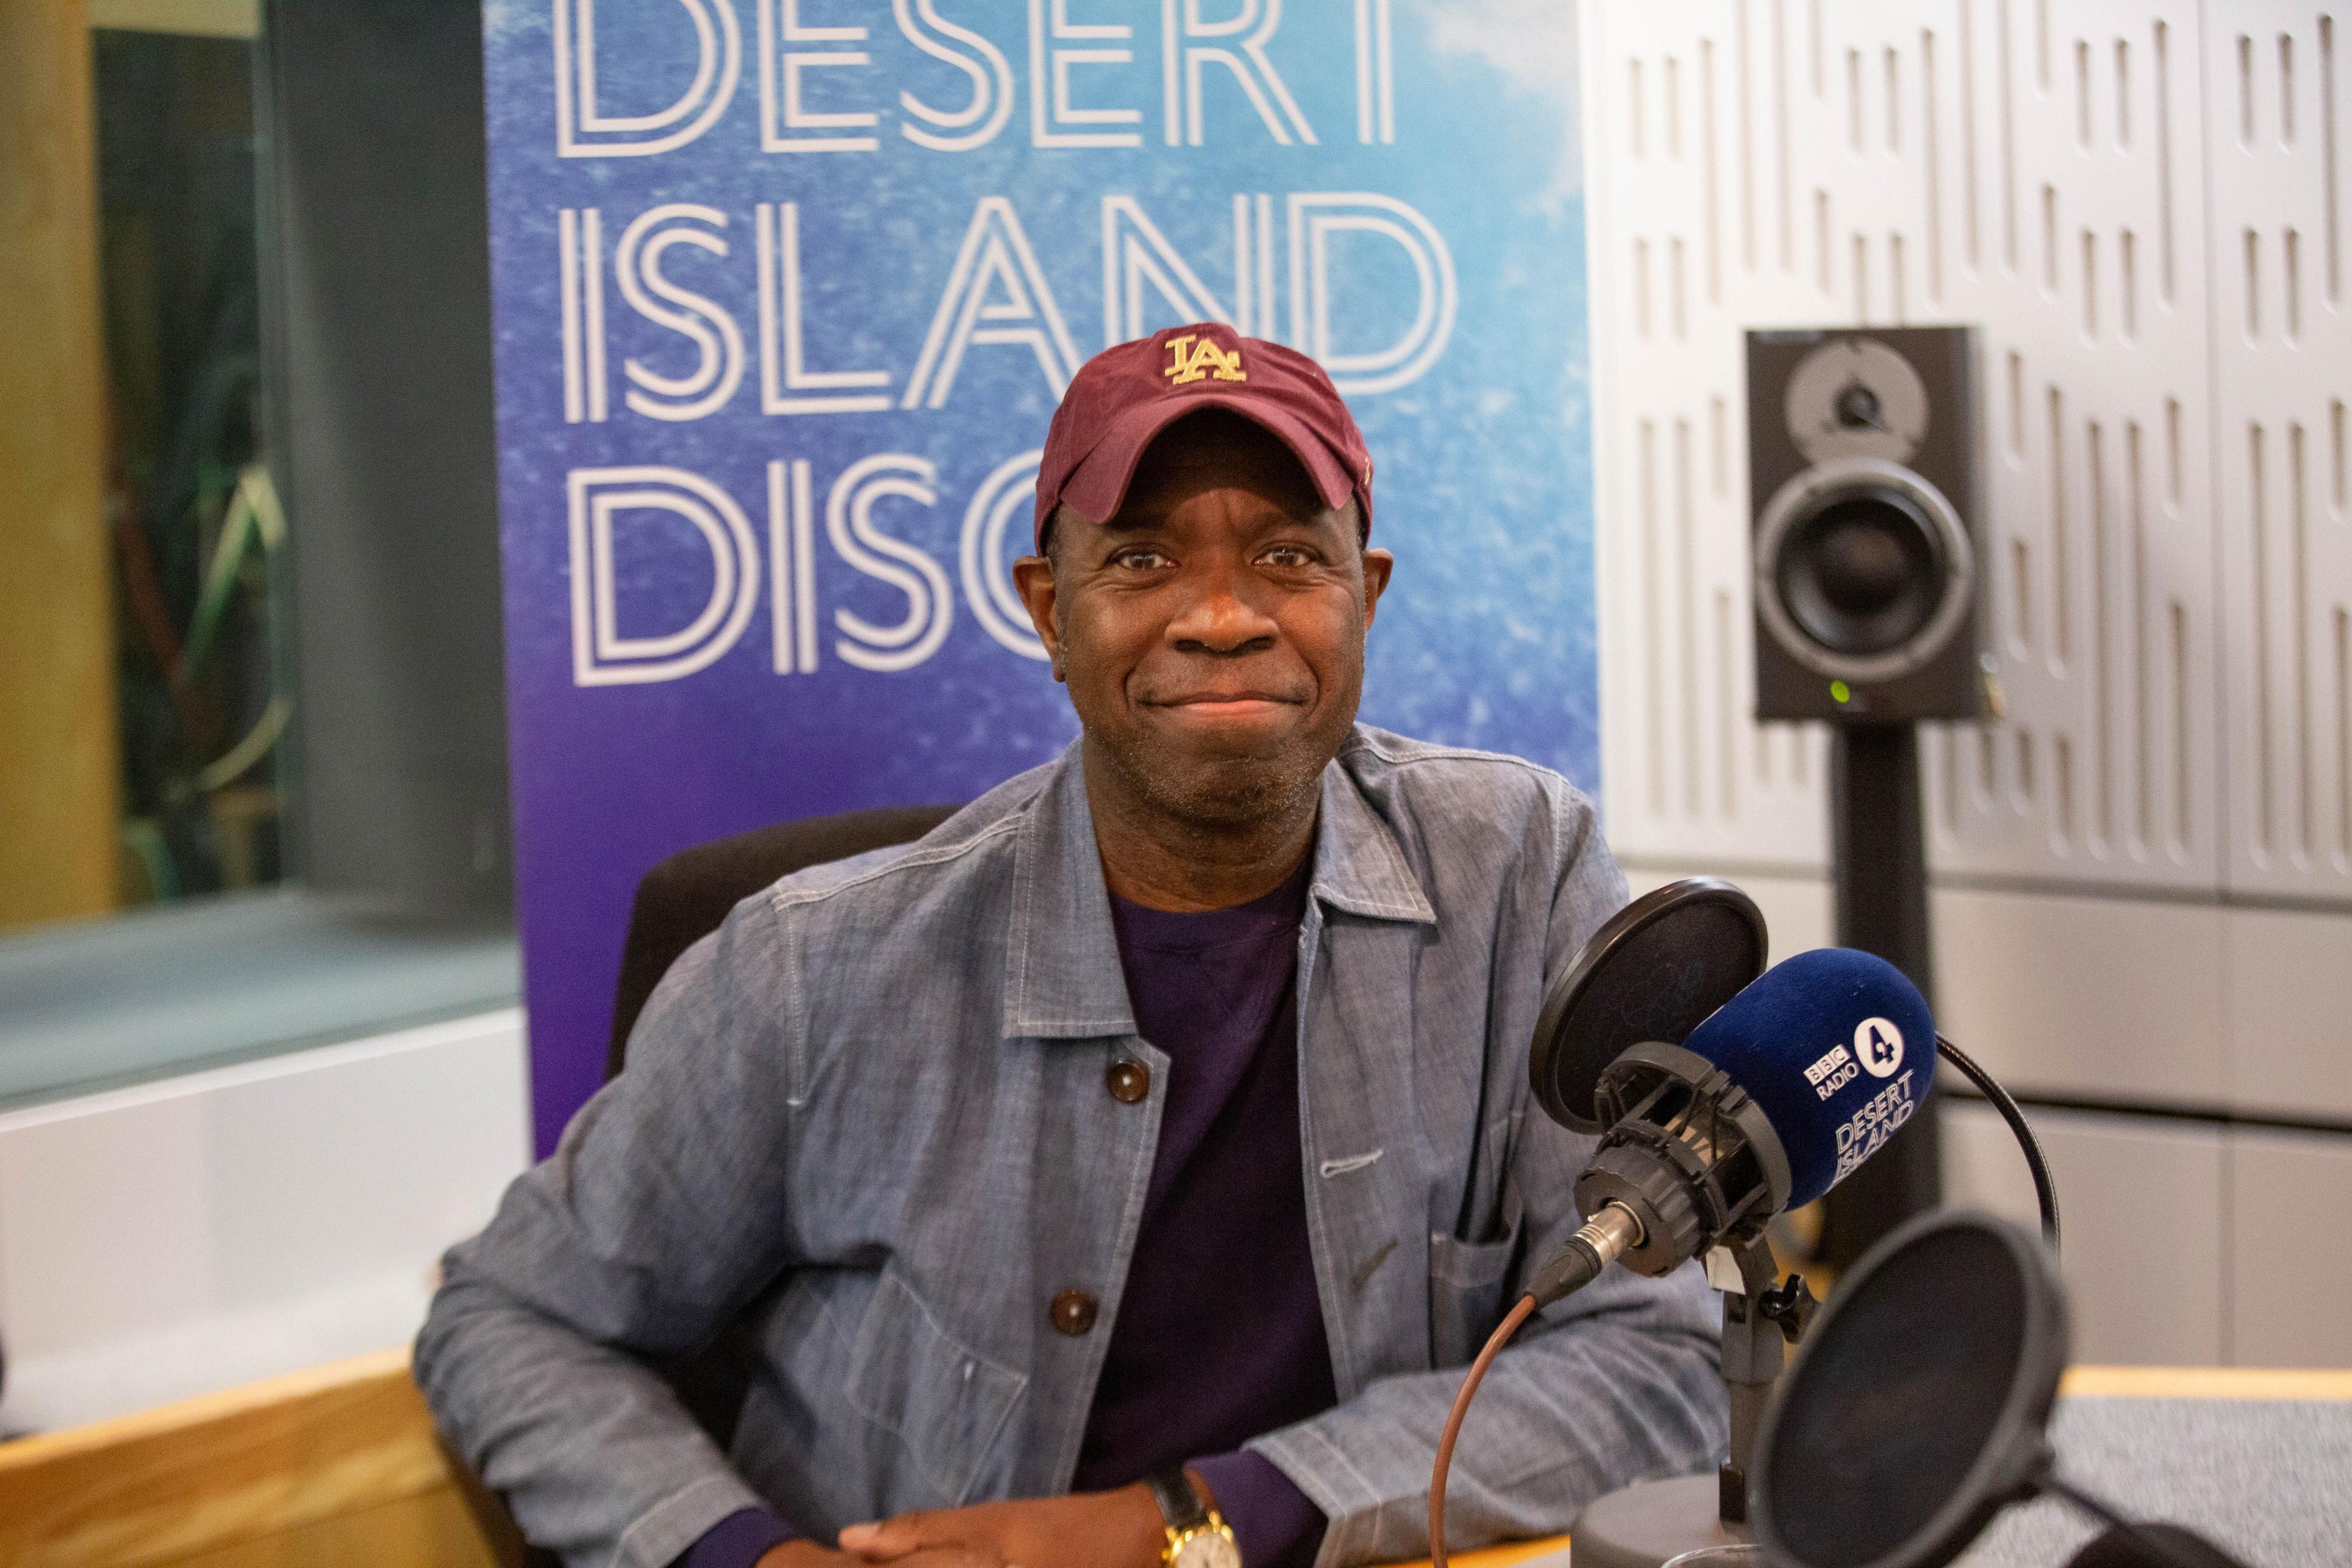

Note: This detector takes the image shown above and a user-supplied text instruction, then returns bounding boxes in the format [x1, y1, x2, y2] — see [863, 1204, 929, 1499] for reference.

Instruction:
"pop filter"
[1529, 878, 1768, 1133]
[1752, 1211, 2067, 1568]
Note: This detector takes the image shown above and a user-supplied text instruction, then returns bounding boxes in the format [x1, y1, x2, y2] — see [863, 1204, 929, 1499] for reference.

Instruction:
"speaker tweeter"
[1748, 327, 1990, 722]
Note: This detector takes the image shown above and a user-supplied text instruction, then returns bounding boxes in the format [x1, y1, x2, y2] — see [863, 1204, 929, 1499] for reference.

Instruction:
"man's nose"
[1164, 560, 1280, 655]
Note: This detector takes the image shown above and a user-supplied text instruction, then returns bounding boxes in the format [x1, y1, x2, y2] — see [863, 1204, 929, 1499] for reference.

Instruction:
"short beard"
[1087, 723, 1332, 840]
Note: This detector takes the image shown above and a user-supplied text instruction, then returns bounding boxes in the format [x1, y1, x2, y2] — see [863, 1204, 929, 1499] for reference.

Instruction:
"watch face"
[1172, 1530, 1242, 1568]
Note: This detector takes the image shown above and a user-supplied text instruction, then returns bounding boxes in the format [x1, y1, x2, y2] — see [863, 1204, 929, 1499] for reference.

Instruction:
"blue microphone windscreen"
[1681, 948, 1937, 1208]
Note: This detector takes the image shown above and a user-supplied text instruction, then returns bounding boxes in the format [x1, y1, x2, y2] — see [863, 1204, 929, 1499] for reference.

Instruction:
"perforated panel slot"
[2209, 4, 2352, 899]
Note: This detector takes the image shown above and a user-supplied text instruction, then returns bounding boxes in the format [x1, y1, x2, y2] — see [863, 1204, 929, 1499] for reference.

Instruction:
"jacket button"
[1049, 1289, 1099, 1336]
[1106, 1058, 1150, 1104]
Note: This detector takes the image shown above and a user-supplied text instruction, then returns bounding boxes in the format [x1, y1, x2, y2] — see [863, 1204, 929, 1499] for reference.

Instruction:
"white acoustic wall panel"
[1585, 0, 1832, 872]
[2208, 7, 2352, 902]
[1934, 0, 2221, 889]
[1932, 884, 2228, 1106]
[1620, 872, 2352, 1118]
[1943, 1101, 2225, 1365]
[1583, 1, 2249, 897]
[2228, 1128, 2352, 1367]
[2223, 902, 2352, 1121]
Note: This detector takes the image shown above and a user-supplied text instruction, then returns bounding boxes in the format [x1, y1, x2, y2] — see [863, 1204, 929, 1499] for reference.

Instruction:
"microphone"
[1529, 945, 1937, 1306]
[1429, 878, 2059, 1568]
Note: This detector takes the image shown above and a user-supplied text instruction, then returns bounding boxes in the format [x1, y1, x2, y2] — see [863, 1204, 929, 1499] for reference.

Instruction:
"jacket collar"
[1002, 750, 1135, 1039]
[1306, 749, 1439, 927]
[1000, 732, 1436, 1041]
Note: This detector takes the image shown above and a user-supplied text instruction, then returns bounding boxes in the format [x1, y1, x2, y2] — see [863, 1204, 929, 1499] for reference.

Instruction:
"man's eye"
[1261, 545, 1317, 568]
[1113, 549, 1172, 570]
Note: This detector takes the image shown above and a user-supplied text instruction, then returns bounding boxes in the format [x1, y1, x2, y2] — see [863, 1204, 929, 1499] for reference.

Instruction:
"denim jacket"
[415, 727, 1725, 1568]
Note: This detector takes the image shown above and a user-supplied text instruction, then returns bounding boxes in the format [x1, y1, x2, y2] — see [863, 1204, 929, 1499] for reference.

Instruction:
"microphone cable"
[1428, 1292, 1537, 1568]
[1935, 1034, 2062, 1248]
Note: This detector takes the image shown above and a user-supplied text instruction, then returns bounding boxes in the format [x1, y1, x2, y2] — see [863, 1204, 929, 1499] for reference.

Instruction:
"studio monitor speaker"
[1748, 327, 1991, 723]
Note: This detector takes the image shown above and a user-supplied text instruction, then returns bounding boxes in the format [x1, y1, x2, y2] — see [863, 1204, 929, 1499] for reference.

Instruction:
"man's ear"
[1011, 554, 1064, 680]
[1360, 547, 1395, 625]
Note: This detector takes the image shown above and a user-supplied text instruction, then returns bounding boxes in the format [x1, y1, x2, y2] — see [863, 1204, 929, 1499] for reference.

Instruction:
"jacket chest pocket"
[1427, 1107, 1527, 1367]
[845, 1271, 1028, 1507]
[1427, 1226, 1523, 1369]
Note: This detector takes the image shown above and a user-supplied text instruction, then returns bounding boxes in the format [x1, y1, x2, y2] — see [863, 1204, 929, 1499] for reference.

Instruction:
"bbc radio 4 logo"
[1802, 1017, 1907, 1102]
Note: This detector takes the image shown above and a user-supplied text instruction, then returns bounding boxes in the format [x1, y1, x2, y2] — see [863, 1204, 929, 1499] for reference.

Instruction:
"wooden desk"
[1393, 1540, 1572, 1567]
[2056, 1364, 2352, 1401]
[5, 1354, 2346, 1568]
[0, 1349, 523, 1568]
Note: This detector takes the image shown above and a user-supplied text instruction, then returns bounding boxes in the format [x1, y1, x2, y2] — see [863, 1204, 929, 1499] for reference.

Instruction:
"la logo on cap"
[1163, 332, 1246, 386]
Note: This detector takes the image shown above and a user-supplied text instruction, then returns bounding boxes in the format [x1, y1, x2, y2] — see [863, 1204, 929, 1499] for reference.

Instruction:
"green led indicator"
[1830, 680, 1852, 704]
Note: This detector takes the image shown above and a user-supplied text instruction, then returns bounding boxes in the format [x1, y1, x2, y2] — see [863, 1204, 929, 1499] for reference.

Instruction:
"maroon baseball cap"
[1033, 322, 1373, 552]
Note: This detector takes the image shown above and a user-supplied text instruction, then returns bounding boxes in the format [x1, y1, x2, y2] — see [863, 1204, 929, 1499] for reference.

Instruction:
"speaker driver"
[1755, 456, 1975, 687]
[1779, 485, 1945, 655]
[1785, 336, 1932, 466]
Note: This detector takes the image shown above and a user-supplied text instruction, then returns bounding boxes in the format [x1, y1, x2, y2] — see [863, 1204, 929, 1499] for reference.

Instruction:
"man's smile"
[1140, 688, 1312, 724]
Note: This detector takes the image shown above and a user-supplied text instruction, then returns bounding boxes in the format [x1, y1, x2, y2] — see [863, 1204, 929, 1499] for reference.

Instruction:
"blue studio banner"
[481, 0, 1596, 1152]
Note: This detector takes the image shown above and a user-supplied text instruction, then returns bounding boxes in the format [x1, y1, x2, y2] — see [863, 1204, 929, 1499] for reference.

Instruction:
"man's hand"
[830, 1482, 1169, 1568]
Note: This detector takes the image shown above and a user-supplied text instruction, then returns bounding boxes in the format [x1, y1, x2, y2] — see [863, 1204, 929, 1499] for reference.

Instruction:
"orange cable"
[1428, 1292, 1539, 1568]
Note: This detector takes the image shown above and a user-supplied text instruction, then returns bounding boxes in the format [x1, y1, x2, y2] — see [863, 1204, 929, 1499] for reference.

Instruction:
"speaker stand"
[1819, 720, 1943, 1267]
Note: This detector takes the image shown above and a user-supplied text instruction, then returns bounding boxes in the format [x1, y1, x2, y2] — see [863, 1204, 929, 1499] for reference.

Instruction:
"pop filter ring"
[1752, 1210, 2069, 1568]
[1530, 878, 1770, 1133]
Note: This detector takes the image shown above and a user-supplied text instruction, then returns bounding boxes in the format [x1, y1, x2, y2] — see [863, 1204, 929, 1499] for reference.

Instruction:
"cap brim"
[1048, 393, 1360, 549]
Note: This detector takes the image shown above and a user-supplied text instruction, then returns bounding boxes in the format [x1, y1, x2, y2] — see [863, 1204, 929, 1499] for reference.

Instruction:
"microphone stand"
[1568, 1044, 2058, 1568]
[1713, 1238, 1817, 1525]
[1570, 1235, 1817, 1567]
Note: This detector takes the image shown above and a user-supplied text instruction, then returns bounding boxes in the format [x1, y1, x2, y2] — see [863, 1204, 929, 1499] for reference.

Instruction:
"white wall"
[1581, 0, 2352, 1358]
[1946, 1100, 2352, 1370]
[1583, 0, 2350, 901]
[1943, 1098, 2228, 1365]
[1585, 0, 2352, 1365]
[1587, 0, 2352, 1365]
[0, 1010, 530, 1433]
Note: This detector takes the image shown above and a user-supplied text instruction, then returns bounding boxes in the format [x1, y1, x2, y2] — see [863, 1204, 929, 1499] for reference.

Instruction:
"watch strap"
[1146, 1467, 1210, 1534]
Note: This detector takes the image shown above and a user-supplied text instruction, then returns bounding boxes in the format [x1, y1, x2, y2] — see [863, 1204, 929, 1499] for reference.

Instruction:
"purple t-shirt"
[684, 859, 1332, 1568]
[1077, 858, 1332, 1566]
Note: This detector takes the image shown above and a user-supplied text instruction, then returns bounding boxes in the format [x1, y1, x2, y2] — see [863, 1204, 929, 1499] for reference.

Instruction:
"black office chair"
[493, 804, 962, 1566]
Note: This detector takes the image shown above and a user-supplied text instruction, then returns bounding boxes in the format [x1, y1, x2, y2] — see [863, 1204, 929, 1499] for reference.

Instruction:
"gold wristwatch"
[1146, 1467, 1242, 1568]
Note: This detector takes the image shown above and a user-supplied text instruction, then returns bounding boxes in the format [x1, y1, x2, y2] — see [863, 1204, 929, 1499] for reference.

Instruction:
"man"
[417, 323, 1724, 1568]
